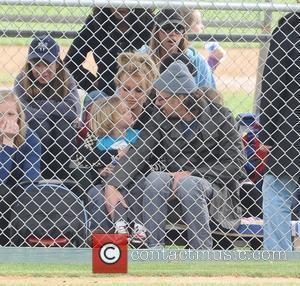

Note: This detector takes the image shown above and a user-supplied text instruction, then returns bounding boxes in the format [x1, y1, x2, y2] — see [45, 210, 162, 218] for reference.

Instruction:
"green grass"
[223, 90, 255, 116]
[0, 261, 299, 277]
[0, 5, 91, 17]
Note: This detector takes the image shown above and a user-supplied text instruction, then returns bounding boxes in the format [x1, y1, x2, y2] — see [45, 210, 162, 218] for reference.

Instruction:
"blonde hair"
[21, 58, 71, 101]
[90, 97, 128, 137]
[0, 90, 26, 147]
[115, 52, 158, 93]
[148, 25, 189, 67]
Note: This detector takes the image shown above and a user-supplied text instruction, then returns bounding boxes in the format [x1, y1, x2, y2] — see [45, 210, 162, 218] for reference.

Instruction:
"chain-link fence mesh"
[0, 1, 299, 251]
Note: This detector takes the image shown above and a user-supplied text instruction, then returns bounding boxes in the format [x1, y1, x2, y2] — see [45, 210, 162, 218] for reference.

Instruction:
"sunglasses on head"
[161, 24, 185, 34]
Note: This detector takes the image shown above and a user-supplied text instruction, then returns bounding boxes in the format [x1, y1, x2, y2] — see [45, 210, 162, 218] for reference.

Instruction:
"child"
[76, 97, 147, 244]
[180, 9, 226, 71]
[0, 90, 41, 245]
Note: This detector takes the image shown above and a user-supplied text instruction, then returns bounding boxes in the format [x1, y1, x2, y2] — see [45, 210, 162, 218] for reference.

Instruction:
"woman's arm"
[18, 129, 41, 182]
[258, 23, 288, 146]
[0, 145, 16, 182]
[64, 20, 98, 92]
[193, 108, 247, 183]
[190, 48, 216, 89]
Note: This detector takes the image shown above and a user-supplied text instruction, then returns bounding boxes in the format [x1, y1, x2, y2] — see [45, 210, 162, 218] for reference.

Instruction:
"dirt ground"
[1, 275, 300, 286]
[0, 45, 259, 93]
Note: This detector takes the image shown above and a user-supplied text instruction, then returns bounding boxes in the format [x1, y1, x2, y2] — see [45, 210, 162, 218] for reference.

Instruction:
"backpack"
[236, 113, 268, 183]
[10, 182, 89, 247]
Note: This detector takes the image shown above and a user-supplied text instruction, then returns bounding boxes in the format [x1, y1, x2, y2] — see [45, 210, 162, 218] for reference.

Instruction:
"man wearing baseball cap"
[104, 60, 246, 249]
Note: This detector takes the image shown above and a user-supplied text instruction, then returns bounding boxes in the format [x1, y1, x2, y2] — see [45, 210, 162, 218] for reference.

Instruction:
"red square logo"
[92, 233, 128, 273]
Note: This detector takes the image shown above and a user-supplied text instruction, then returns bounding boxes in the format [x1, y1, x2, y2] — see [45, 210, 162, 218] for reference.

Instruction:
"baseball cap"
[154, 60, 198, 94]
[154, 9, 186, 30]
[28, 35, 60, 63]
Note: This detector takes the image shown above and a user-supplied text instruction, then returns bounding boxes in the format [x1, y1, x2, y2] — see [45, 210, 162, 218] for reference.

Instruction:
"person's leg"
[176, 176, 212, 249]
[124, 178, 145, 225]
[86, 185, 113, 233]
[113, 190, 129, 227]
[143, 172, 172, 248]
[263, 173, 298, 251]
[123, 179, 147, 244]
[291, 189, 300, 219]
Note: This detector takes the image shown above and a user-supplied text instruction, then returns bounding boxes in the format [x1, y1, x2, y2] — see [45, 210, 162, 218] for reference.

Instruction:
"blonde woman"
[139, 9, 215, 88]
[14, 35, 80, 179]
[0, 90, 41, 245]
[80, 51, 159, 140]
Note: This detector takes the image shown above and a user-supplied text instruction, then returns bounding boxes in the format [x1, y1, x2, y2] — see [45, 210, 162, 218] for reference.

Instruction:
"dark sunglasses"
[161, 24, 185, 34]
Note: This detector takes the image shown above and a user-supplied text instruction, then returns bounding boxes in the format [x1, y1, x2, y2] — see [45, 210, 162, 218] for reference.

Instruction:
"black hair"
[90, 7, 154, 31]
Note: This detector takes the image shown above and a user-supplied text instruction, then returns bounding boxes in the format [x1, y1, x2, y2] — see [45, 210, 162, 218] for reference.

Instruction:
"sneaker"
[115, 220, 129, 236]
[131, 223, 147, 246]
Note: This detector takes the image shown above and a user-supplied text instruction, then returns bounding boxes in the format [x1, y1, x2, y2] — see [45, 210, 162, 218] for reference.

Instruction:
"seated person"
[76, 97, 147, 245]
[14, 35, 80, 179]
[139, 9, 216, 88]
[0, 90, 41, 245]
[64, 7, 154, 97]
[105, 61, 246, 249]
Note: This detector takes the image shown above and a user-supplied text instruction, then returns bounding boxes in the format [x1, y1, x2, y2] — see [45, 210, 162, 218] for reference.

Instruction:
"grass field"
[1, 261, 300, 285]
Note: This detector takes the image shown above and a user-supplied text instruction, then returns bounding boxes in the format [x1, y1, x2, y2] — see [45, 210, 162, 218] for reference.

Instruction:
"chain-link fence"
[0, 0, 299, 252]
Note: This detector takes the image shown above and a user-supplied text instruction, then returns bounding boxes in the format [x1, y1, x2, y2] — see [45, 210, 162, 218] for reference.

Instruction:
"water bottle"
[205, 42, 226, 71]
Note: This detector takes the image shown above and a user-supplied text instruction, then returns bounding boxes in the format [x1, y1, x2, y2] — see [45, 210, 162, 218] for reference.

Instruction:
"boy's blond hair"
[90, 97, 128, 137]
[115, 52, 158, 93]
[0, 90, 26, 147]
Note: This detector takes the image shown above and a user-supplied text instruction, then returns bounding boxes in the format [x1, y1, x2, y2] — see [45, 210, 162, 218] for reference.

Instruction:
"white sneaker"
[115, 220, 129, 236]
[131, 223, 147, 245]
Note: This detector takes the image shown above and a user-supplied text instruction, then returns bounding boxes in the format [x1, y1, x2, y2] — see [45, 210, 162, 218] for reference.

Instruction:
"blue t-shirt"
[96, 128, 140, 151]
[139, 45, 216, 89]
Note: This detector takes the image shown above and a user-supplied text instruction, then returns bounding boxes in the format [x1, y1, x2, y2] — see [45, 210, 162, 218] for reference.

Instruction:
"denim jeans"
[143, 171, 213, 249]
[263, 173, 300, 251]
[86, 179, 145, 232]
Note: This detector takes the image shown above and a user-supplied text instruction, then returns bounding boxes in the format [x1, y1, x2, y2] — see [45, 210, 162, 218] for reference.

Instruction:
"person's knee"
[176, 176, 209, 197]
[145, 172, 171, 191]
[87, 186, 105, 205]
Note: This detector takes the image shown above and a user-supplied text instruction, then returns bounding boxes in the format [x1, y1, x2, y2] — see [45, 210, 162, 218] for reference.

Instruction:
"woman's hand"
[99, 164, 115, 178]
[104, 185, 128, 219]
[170, 171, 191, 192]
[117, 146, 130, 160]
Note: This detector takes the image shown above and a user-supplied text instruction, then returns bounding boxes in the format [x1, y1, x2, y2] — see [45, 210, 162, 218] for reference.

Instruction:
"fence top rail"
[0, 29, 272, 42]
[0, 15, 267, 29]
[0, 0, 299, 12]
